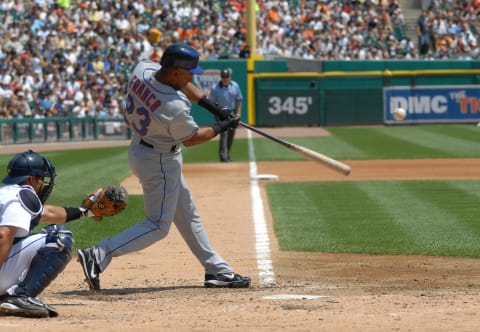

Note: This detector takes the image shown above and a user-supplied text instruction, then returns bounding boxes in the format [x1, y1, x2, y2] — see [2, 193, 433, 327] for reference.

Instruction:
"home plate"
[251, 174, 279, 181]
[262, 294, 330, 300]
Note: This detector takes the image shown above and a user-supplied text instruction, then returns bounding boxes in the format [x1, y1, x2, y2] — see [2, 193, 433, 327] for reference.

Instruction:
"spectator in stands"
[0, 0, 478, 120]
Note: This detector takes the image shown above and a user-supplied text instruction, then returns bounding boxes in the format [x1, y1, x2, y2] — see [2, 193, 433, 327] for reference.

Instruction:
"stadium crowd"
[0, 0, 478, 119]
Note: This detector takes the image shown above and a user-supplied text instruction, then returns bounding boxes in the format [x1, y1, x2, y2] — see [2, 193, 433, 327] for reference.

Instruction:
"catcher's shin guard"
[15, 225, 74, 297]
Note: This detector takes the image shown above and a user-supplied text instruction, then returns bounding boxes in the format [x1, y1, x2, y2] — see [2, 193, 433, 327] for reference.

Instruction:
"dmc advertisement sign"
[384, 85, 480, 124]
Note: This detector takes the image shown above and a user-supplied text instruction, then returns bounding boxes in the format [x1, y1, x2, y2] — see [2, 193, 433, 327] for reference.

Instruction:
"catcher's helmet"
[2, 150, 56, 203]
[160, 42, 203, 75]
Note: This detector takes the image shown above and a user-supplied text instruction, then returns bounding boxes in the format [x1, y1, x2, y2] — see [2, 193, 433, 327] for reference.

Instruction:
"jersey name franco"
[128, 74, 162, 113]
[124, 60, 199, 147]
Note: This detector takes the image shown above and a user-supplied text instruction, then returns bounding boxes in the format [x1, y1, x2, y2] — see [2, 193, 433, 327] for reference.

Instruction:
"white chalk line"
[247, 130, 275, 285]
[262, 294, 331, 300]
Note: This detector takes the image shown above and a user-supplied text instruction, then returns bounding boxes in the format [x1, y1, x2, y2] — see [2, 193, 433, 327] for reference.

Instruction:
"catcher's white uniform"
[0, 185, 46, 294]
[93, 60, 233, 275]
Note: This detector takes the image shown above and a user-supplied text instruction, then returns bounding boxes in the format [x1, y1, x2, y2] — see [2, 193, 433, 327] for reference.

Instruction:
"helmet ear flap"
[160, 55, 175, 68]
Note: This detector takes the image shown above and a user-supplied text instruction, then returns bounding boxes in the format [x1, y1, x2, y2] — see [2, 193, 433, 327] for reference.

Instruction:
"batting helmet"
[160, 42, 203, 75]
[2, 150, 56, 203]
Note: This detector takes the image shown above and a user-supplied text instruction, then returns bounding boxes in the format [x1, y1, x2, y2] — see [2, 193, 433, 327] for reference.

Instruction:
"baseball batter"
[77, 42, 251, 291]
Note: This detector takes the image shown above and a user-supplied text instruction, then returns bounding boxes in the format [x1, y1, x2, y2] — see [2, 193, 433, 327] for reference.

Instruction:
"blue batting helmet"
[160, 42, 203, 75]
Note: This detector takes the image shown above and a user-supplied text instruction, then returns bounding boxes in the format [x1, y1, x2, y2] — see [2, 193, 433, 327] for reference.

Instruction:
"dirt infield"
[2, 133, 480, 331]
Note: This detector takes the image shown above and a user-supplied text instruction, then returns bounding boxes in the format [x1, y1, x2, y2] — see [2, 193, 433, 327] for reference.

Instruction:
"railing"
[0, 117, 130, 145]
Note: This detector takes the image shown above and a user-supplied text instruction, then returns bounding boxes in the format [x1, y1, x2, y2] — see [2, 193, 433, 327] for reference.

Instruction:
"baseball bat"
[239, 121, 351, 176]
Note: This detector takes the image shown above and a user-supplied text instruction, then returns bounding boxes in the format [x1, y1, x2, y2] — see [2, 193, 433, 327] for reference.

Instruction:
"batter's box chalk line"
[251, 174, 279, 181]
[262, 294, 332, 300]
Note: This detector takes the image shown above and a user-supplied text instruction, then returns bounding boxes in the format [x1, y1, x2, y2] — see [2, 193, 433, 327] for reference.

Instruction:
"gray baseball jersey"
[93, 60, 233, 275]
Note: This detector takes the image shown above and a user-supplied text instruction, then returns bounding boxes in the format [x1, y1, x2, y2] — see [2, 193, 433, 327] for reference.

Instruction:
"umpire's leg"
[218, 131, 230, 161]
[226, 127, 236, 155]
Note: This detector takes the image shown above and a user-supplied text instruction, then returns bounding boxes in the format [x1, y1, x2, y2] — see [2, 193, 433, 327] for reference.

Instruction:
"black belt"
[140, 139, 178, 152]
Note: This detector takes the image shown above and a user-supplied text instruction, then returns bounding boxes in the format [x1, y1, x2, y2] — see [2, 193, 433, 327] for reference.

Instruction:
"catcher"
[0, 150, 127, 318]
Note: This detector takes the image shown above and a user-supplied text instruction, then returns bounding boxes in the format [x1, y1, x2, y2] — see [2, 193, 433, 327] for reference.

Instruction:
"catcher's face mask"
[38, 168, 55, 203]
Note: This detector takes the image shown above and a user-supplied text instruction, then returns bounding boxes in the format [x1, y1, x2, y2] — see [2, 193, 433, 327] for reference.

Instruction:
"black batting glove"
[198, 96, 235, 121]
[229, 115, 240, 128]
[219, 106, 236, 120]
[211, 116, 240, 136]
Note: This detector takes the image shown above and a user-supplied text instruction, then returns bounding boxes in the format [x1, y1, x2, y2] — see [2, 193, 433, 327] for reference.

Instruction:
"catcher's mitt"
[82, 186, 128, 217]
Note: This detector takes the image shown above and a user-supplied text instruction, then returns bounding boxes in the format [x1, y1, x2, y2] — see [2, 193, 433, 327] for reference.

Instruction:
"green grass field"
[3, 124, 480, 256]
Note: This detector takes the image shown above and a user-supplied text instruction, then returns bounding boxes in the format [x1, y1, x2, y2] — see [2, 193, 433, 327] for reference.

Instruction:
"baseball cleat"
[0, 295, 50, 318]
[77, 247, 101, 291]
[44, 303, 59, 317]
[204, 272, 251, 288]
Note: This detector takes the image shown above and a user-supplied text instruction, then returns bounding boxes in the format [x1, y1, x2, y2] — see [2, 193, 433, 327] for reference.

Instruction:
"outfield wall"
[253, 69, 480, 126]
[195, 59, 480, 126]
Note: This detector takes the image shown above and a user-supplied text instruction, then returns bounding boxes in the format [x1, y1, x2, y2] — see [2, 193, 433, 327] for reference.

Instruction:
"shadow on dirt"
[59, 285, 202, 297]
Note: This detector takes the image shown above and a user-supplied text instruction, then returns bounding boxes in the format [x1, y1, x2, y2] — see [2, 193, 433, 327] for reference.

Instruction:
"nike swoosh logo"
[223, 273, 234, 279]
[89, 258, 98, 278]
